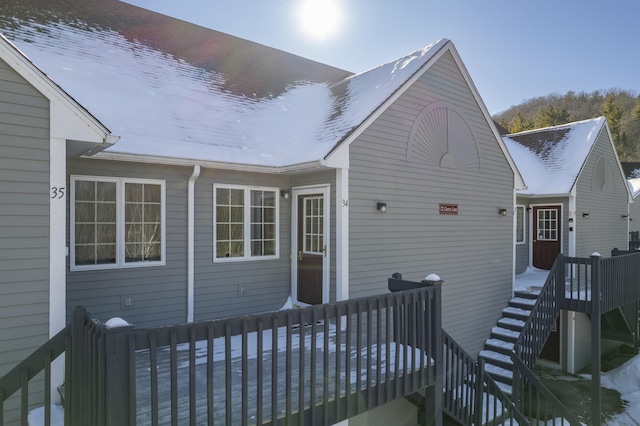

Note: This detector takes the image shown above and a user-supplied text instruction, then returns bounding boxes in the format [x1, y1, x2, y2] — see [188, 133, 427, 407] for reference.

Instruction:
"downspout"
[187, 165, 201, 322]
[568, 188, 577, 257]
[512, 189, 517, 294]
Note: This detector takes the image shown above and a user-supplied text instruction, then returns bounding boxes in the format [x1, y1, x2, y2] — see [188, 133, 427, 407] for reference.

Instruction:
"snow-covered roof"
[0, 0, 449, 169]
[627, 178, 640, 199]
[502, 117, 606, 195]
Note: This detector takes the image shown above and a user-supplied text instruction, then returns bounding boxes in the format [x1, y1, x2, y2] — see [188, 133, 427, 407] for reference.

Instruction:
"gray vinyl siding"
[630, 196, 640, 234]
[0, 59, 50, 424]
[347, 51, 514, 356]
[574, 129, 629, 256]
[194, 169, 292, 320]
[66, 158, 192, 327]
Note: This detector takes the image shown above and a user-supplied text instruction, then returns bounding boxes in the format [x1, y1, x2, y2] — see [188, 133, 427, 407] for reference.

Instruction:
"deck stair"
[478, 290, 540, 396]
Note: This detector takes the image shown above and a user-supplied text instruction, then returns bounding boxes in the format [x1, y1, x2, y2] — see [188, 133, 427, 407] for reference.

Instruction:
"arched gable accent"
[406, 102, 481, 171]
[591, 156, 615, 192]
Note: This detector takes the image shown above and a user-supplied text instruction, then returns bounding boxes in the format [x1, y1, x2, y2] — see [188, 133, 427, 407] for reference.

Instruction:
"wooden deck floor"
[134, 321, 431, 425]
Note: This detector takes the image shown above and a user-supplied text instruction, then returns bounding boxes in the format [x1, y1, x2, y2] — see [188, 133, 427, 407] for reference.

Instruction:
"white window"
[214, 184, 279, 261]
[71, 176, 166, 270]
[516, 205, 526, 244]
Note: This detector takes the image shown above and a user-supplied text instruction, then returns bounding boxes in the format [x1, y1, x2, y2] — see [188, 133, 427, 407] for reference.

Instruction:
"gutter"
[187, 165, 201, 322]
[92, 152, 328, 175]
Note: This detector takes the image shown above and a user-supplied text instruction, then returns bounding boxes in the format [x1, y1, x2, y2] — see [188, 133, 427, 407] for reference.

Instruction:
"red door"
[532, 206, 561, 270]
[296, 194, 324, 305]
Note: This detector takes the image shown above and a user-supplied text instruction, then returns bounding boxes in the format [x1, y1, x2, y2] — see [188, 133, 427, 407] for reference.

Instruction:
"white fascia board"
[324, 41, 452, 165]
[0, 35, 113, 144]
[602, 120, 634, 203]
[92, 151, 330, 174]
[517, 192, 572, 198]
[322, 145, 349, 169]
[445, 42, 526, 191]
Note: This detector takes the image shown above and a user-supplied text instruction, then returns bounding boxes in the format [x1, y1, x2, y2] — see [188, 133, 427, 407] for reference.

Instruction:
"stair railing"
[0, 327, 68, 426]
[511, 356, 582, 425]
[442, 330, 527, 426]
[512, 255, 563, 373]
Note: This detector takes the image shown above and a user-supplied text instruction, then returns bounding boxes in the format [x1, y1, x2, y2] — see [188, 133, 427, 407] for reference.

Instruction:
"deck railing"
[0, 328, 67, 426]
[62, 285, 441, 426]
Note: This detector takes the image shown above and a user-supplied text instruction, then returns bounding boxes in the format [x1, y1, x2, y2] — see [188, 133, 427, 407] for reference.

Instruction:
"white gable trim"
[444, 43, 526, 191]
[324, 40, 526, 191]
[324, 40, 450, 165]
[0, 34, 115, 145]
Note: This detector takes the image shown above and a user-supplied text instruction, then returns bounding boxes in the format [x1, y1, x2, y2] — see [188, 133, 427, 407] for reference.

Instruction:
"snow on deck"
[134, 321, 431, 424]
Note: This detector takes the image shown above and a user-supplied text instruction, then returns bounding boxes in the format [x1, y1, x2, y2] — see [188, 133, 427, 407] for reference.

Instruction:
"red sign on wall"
[439, 204, 459, 215]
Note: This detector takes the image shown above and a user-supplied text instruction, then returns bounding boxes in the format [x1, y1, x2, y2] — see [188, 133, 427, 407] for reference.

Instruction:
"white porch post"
[49, 137, 66, 403]
[336, 168, 349, 301]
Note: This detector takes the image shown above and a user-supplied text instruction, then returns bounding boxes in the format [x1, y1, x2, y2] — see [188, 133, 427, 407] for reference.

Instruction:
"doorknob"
[298, 251, 302, 261]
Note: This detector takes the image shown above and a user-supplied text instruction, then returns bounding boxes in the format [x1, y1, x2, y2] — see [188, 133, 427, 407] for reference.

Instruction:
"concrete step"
[508, 297, 537, 311]
[497, 317, 525, 332]
[502, 306, 531, 321]
[479, 349, 513, 371]
[514, 290, 540, 300]
[484, 338, 514, 356]
[491, 327, 520, 343]
[484, 363, 513, 382]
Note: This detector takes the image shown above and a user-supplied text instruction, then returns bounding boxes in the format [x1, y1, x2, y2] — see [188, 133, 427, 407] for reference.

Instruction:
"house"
[0, 0, 526, 423]
[502, 118, 632, 373]
[621, 162, 640, 241]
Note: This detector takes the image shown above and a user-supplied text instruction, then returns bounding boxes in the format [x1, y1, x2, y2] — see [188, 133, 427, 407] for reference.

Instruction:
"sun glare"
[298, 0, 342, 41]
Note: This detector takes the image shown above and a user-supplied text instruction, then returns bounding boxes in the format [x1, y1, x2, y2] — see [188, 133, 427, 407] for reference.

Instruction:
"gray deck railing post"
[422, 276, 443, 426]
[104, 321, 135, 426]
[556, 253, 565, 308]
[590, 254, 602, 426]
[68, 306, 87, 426]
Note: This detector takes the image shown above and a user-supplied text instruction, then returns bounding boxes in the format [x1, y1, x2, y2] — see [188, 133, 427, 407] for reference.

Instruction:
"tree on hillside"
[600, 95, 624, 140]
[534, 105, 571, 128]
[492, 88, 640, 161]
[505, 111, 534, 133]
[600, 94, 629, 159]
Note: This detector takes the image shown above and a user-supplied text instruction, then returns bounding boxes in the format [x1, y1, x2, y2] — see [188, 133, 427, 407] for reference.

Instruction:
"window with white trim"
[214, 184, 279, 261]
[71, 176, 165, 270]
[516, 205, 526, 244]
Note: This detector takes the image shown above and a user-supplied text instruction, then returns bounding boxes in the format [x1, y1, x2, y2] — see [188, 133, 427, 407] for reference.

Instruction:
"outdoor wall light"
[622, 215, 629, 220]
[376, 202, 387, 213]
[582, 213, 590, 219]
[280, 190, 290, 200]
[498, 208, 507, 217]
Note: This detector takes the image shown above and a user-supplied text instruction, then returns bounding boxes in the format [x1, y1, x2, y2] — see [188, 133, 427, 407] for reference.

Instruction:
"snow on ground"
[514, 266, 549, 291]
[601, 354, 640, 425]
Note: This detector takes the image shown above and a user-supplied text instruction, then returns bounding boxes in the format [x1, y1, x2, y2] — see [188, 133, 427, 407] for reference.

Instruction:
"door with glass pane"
[533, 205, 561, 270]
[295, 191, 326, 305]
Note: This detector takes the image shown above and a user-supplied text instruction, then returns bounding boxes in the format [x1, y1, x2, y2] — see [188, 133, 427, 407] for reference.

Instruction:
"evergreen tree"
[509, 111, 533, 133]
[533, 105, 571, 128]
[634, 95, 640, 121]
[600, 94, 624, 142]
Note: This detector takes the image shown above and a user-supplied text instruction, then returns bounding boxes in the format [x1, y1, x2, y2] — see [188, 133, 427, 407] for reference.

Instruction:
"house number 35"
[51, 187, 65, 199]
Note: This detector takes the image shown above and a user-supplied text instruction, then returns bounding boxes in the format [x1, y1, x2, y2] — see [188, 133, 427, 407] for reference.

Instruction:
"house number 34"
[342, 199, 349, 207]
[51, 187, 65, 199]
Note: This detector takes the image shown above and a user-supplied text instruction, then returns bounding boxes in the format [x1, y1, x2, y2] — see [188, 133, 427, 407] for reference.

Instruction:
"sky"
[122, 0, 640, 115]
